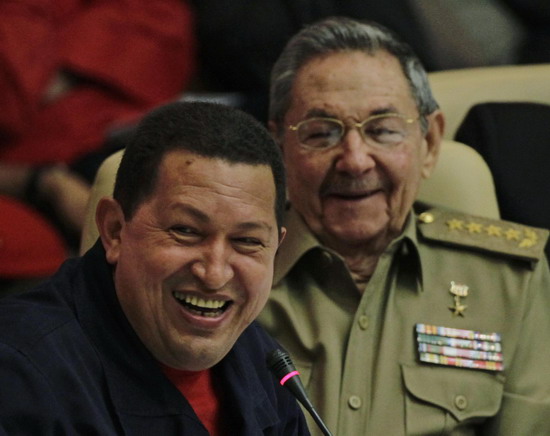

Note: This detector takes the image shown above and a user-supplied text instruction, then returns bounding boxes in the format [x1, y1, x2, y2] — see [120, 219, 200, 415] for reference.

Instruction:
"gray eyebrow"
[304, 108, 334, 118]
[304, 106, 400, 120]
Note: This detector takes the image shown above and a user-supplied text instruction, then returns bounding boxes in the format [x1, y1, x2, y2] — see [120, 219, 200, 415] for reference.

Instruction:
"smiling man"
[0, 102, 310, 435]
[258, 17, 550, 435]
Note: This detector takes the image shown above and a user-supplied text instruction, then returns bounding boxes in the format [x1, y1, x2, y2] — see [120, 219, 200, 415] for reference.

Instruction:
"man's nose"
[334, 127, 376, 175]
[190, 241, 234, 290]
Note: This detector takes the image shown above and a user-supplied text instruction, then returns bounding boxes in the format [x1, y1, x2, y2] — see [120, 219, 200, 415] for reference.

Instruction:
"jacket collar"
[274, 207, 320, 284]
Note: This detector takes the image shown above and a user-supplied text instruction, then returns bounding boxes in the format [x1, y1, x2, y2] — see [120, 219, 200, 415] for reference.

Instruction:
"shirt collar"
[274, 205, 425, 291]
[393, 210, 425, 293]
[274, 207, 321, 284]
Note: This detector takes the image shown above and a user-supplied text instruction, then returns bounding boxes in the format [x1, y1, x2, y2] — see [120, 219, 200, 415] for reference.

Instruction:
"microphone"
[267, 349, 333, 436]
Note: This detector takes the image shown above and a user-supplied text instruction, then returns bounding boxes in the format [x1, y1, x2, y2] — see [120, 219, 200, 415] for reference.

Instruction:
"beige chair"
[80, 150, 123, 254]
[79, 141, 500, 254]
[428, 63, 550, 139]
[417, 140, 498, 218]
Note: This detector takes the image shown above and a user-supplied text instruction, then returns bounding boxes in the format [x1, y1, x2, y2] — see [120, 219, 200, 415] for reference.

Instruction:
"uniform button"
[358, 315, 369, 330]
[454, 395, 468, 410]
[418, 212, 435, 224]
[348, 395, 362, 410]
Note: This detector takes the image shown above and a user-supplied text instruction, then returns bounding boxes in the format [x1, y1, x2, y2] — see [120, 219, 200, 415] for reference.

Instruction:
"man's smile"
[173, 291, 232, 318]
[326, 188, 383, 200]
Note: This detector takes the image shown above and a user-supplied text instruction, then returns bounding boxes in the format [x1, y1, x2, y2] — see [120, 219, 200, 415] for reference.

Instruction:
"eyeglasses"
[288, 113, 418, 150]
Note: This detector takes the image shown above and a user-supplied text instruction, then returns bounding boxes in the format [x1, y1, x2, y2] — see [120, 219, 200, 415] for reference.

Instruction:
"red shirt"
[161, 364, 224, 436]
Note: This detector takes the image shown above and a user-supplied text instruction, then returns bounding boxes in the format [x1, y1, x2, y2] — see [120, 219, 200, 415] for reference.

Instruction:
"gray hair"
[269, 17, 439, 134]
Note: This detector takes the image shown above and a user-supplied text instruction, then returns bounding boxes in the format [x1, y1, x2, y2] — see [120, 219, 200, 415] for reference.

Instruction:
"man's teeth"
[173, 292, 226, 310]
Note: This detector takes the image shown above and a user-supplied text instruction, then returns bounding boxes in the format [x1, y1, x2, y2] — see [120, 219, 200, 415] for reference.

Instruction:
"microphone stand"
[267, 349, 333, 436]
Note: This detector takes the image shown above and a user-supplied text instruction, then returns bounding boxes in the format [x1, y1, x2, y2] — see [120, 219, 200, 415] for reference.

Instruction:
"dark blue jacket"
[0, 242, 310, 435]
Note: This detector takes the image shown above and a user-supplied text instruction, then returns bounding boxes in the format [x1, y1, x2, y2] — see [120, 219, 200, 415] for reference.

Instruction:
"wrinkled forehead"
[288, 50, 416, 121]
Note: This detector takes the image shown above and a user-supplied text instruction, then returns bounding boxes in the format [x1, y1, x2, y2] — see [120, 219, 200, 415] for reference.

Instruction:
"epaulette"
[416, 208, 548, 263]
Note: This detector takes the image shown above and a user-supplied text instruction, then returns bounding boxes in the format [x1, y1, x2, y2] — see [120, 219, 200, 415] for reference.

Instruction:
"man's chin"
[323, 192, 388, 222]
[163, 344, 228, 371]
[323, 221, 388, 249]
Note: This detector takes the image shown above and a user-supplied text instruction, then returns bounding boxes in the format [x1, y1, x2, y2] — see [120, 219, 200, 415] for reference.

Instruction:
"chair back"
[428, 63, 550, 139]
[455, 101, 550, 236]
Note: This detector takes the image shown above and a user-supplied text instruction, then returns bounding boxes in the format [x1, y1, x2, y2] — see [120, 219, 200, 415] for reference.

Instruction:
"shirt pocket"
[401, 363, 504, 435]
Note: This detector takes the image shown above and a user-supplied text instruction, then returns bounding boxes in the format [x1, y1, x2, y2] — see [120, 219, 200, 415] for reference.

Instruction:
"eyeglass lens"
[297, 115, 411, 149]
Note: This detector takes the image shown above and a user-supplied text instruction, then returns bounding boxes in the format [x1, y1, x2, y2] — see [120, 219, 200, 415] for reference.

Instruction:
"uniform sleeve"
[482, 258, 550, 434]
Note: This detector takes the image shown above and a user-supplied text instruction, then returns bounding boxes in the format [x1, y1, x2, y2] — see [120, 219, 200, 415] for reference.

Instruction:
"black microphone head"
[267, 348, 296, 380]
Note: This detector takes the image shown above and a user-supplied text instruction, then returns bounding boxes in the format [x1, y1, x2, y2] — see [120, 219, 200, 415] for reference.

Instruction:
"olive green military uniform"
[258, 205, 550, 436]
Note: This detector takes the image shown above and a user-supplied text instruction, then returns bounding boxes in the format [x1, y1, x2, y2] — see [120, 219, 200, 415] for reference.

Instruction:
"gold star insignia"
[447, 219, 464, 231]
[466, 222, 483, 234]
[448, 282, 469, 317]
[485, 225, 502, 237]
[524, 229, 538, 241]
[504, 229, 521, 241]
[519, 238, 536, 248]
[449, 301, 468, 317]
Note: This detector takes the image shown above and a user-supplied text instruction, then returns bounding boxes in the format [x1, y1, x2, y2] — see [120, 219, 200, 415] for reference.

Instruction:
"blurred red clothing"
[0, 195, 66, 278]
[0, 0, 196, 164]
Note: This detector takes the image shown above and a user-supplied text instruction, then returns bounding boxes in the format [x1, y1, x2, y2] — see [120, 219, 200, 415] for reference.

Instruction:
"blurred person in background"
[0, 0, 196, 290]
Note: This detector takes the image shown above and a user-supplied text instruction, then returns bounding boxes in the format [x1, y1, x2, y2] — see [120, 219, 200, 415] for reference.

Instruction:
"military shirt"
[258, 205, 550, 435]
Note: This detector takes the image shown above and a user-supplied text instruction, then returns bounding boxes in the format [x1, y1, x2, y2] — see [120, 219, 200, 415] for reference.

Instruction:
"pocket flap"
[401, 363, 504, 421]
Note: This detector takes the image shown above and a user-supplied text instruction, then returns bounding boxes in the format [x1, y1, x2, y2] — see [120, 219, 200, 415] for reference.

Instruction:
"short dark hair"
[270, 17, 439, 134]
[113, 101, 286, 230]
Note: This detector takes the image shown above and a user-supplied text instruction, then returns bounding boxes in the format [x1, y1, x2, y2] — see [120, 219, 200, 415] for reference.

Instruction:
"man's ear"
[268, 120, 284, 153]
[278, 226, 287, 249]
[95, 197, 125, 265]
[421, 109, 445, 179]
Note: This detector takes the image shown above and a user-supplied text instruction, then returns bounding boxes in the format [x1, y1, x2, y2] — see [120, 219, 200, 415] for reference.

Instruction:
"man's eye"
[235, 237, 262, 245]
[365, 126, 405, 144]
[171, 227, 199, 237]
[366, 127, 397, 136]
[233, 237, 265, 250]
[306, 129, 334, 140]
[300, 121, 341, 144]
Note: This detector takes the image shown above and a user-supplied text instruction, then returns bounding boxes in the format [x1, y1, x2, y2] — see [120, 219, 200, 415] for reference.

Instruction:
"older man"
[258, 17, 550, 435]
[0, 102, 310, 435]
